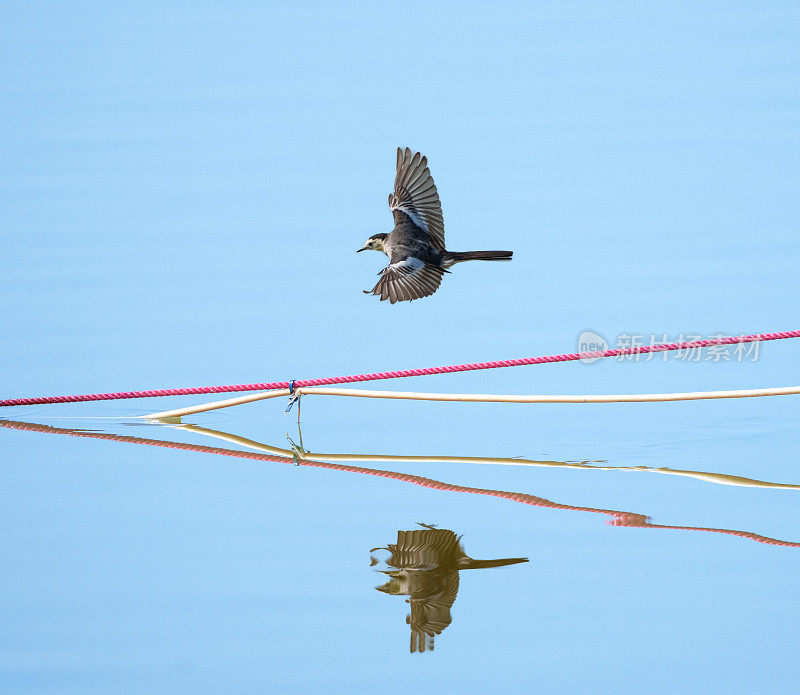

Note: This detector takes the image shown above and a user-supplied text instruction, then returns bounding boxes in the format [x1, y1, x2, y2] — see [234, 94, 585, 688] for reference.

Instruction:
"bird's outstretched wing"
[388, 147, 445, 250]
[364, 257, 445, 304]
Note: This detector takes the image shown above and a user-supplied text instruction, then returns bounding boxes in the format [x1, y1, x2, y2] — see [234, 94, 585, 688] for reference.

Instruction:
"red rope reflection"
[2, 419, 797, 548]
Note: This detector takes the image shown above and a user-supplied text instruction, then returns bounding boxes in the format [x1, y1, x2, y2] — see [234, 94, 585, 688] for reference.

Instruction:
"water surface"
[2, 394, 798, 692]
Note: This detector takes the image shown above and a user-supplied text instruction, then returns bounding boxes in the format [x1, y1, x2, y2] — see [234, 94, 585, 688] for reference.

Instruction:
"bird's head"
[357, 233, 389, 255]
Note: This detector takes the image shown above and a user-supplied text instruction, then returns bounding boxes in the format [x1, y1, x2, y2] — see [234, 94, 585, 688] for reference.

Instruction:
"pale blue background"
[1, 2, 799, 693]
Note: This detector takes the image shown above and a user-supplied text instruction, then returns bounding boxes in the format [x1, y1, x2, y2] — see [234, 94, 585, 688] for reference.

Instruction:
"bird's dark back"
[389, 221, 443, 265]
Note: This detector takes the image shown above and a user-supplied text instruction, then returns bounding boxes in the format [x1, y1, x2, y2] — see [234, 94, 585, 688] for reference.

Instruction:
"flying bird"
[357, 147, 513, 303]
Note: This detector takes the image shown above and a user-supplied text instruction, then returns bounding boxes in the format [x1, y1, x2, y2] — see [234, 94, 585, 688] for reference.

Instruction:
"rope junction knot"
[285, 380, 302, 417]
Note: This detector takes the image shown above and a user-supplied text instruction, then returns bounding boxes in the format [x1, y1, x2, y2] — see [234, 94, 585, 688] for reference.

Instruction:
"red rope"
[1, 330, 798, 407]
[1, 419, 797, 549]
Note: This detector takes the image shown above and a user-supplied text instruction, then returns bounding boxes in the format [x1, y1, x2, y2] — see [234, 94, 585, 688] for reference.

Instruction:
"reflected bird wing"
[388, 147, 445, 250]
[408, 572, 460, 653]
[365, 257, 445, 304]
[388, 528, 460, 569]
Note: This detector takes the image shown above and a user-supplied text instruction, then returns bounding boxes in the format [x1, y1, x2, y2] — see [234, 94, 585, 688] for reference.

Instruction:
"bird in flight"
[357, 147, 513, 303]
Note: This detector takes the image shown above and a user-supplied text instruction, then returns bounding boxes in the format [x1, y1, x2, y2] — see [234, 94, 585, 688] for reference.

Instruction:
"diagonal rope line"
[1, 419, 798, 549]
[142, 385, 800, 420]
[1, 330, 798, 407]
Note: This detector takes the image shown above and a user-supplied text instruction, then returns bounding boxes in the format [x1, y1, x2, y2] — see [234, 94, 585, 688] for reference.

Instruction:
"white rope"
[169, 422, 800, 491]
[290, 385, 800, 403]
[141, 385, 800, 421]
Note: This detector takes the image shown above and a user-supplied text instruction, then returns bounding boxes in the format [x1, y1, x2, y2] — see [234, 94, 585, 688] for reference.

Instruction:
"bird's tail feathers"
[443, 250, 513, 265]
[458, 556, 529, 570]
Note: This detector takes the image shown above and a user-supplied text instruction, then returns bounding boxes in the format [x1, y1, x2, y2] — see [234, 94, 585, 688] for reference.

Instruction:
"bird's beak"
[356, 247, 366, 253]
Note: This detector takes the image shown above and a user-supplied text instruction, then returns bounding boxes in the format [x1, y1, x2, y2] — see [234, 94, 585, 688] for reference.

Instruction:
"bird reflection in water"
[371, 524, 528, 653]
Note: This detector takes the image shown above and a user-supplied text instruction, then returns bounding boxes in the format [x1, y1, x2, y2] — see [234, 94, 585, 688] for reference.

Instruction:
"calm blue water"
[2, 394, 799, 692]
[2, 2, 799, 692]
